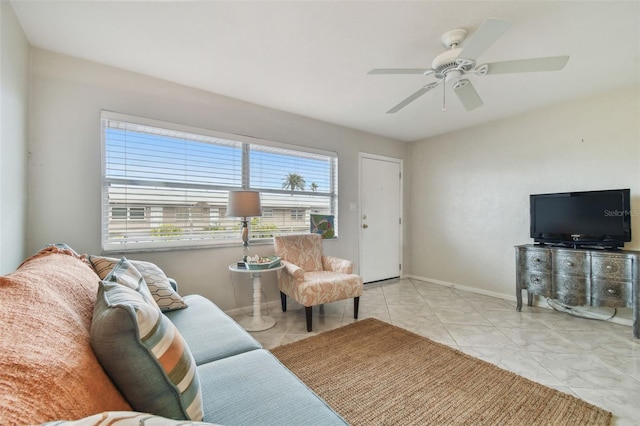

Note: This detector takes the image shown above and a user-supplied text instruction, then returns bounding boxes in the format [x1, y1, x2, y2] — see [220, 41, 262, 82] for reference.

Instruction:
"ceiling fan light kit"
[368, 18, 569, 113]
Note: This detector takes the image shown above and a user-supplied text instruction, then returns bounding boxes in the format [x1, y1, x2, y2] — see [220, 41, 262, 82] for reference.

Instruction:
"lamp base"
[241, 219, 249, 246]
[238, 315, 276, 331]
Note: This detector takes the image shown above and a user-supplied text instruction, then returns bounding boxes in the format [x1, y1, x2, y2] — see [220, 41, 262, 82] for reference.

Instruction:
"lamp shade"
[227, 191, 262, 218]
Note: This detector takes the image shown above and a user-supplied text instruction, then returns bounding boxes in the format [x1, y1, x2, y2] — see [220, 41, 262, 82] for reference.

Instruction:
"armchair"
[274, 234, 364, 332]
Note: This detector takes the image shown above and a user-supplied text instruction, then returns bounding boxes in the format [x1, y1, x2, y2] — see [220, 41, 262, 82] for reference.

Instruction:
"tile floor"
[231, 278, 640, 425]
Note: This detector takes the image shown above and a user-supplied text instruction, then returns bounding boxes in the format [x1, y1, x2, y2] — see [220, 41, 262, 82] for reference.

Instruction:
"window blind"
[101, 111, 338, 252]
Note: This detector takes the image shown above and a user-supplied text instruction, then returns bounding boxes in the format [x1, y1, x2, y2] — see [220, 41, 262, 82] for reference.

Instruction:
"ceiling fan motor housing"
[432, 48, 474, 79]
[440, 28, 466, 48]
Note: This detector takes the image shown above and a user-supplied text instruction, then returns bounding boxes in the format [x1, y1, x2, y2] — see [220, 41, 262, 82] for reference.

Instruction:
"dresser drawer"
[553, 251, 589, 277]
[554, 291, 588, 306]
[553, 274, 589, 299]
[591, 256, 632, 281]
[551, 274, 591, 306]
[519, 249, 551, 272]
[520, 272, 552, 297]
[591, 280, 632, 307]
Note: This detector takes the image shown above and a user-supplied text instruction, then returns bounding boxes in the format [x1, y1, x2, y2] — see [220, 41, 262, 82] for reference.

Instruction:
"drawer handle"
[532, 276, 541, 284]
[606, 265, 613, 270]
[565, 261, 574, 267]
[532, 257, 541, 263]
[606, 288, 617, 295]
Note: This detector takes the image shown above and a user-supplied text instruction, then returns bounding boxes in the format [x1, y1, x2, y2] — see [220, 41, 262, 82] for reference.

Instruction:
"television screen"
[530, 189, 631, 248]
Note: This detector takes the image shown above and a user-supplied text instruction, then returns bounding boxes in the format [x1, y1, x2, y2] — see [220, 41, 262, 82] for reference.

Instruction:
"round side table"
[228, 263, 284, 332]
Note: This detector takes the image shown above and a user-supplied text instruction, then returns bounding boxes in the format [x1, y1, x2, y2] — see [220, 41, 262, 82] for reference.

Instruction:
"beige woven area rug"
[271, 318, 611, 426]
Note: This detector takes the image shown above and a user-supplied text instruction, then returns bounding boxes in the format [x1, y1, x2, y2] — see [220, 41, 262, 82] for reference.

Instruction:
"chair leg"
[280, 292, 287, 312]
[354, 297, 360, 319]
[305, 306, 312, 332]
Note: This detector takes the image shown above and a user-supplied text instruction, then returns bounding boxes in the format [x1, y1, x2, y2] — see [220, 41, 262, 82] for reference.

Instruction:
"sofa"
[0, 245, 347, 425]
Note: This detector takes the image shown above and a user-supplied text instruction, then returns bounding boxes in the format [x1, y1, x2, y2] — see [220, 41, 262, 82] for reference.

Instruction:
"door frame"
[358, 152, 404, 282]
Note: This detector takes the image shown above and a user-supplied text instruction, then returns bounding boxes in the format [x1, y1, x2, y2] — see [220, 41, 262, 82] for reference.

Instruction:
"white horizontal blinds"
[249, 144, 337, 237]
[101, 111, 339, 252]
[103, 116, 243, 251]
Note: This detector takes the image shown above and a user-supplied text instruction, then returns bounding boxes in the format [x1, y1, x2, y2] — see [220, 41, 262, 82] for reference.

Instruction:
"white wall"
[0, 2, 30, 274]
[28, 48, 407, 310]
[406, 86, 640, 299]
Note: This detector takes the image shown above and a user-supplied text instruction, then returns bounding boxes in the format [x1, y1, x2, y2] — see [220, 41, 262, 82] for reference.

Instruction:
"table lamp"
[227, 190, 262, 247]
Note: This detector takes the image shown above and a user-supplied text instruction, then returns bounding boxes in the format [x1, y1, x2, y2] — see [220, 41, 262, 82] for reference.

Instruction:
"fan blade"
[387, 82, 439, 113]
[484, 56, 569, 74]
[459, 18, 511, 61]
[368, 68, 434, 76]
[452, 79, 483, 111]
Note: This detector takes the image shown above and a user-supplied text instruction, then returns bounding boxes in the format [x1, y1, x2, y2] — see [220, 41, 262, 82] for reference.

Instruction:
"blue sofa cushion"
[164, 295, 262, 365]
[197, 349, 347, 426]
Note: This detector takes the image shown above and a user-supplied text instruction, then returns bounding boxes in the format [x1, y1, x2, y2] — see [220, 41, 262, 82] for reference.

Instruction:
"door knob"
[362, 224, 368, 229]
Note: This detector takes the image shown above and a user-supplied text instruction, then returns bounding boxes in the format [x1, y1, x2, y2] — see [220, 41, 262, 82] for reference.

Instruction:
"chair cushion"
[274, 234, 323, 272]
[282, 270, 363, 307]
[91, 280, 203, 421]
[89, 255, 187, 311]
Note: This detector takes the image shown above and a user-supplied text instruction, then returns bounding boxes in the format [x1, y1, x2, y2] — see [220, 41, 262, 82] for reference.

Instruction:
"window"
[112, 207, 127, 220]
[129, 207, 146, 220]
[111, 206, 146, 220]
[291, 209, 305, 220]
[101, 111, 338, 252]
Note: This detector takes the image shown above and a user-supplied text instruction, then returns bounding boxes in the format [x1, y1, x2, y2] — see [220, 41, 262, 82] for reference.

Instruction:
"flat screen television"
[530, 189, 631, 249]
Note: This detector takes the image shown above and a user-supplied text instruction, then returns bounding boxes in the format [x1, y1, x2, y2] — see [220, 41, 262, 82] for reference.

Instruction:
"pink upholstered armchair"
[274, 234, 363, 332]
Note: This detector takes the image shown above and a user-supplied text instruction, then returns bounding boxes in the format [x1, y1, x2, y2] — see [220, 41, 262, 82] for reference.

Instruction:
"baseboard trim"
[402, 274, 523, 304]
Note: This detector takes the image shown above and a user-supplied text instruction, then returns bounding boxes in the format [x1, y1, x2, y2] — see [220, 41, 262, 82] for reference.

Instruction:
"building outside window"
[111, 206, 146, 220]
[101, 111, 338, 252]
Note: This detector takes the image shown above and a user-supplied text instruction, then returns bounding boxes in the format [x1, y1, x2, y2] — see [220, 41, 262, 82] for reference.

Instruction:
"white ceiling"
[11, 1, 640, 142]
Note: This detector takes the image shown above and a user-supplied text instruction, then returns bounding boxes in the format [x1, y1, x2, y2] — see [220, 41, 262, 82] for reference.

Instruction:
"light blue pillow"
[91, 280, 203, 421]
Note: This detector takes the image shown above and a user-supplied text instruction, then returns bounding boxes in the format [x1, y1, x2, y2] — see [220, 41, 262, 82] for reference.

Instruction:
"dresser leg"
[516, 289, 522, 312]
[527, 292, 534, 307]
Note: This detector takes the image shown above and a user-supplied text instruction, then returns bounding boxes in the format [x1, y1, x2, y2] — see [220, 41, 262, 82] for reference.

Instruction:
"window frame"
[101, 111, 338, 253]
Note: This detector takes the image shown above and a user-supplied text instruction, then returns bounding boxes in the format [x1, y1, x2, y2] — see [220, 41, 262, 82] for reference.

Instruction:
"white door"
[359, 154, 402, 283]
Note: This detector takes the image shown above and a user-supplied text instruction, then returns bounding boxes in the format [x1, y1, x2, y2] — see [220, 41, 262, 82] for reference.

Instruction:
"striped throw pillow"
[43, 411, 220, 425]
[89, 256, 187, 311]
[91, 281, 203, 421]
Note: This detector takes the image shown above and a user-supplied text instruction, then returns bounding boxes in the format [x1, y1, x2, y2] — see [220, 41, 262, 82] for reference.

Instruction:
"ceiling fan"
[368, 18, 569, 113]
